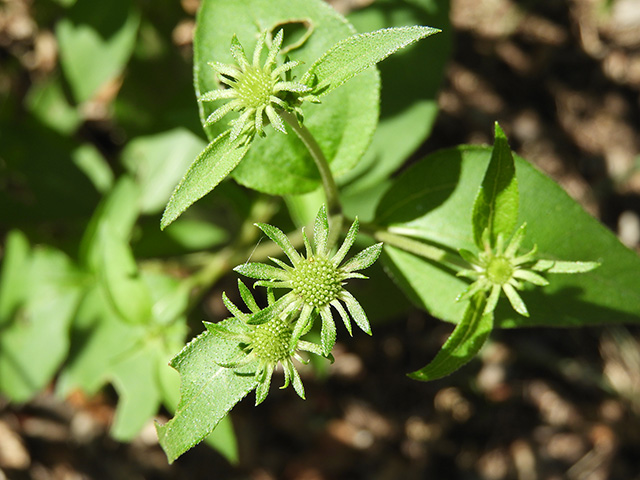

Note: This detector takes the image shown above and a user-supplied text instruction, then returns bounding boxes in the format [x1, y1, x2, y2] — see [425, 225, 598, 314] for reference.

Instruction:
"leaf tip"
[406, 370, 429, 382]
[494, 121, 505, 137]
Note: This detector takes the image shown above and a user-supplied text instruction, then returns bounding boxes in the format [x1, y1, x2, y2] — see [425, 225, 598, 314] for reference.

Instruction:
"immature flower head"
[208, 280, 323, 405]
[234, 205, 383, 356]
[198, 29, 312, 141]
[457, 224, 599, 317]
[457, 224, 546, 317]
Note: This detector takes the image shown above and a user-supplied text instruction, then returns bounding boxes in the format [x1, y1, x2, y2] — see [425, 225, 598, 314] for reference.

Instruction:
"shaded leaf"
[0, 231, 30, 325]
[79, 176, 141, 270]
[471, 123, 519, 248]
[376, 146, 640, 327]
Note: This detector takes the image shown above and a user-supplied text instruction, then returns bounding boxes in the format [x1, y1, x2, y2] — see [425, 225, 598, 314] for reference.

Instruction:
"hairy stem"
[368, 228, 467, 270]
[280, 110, 344, 247]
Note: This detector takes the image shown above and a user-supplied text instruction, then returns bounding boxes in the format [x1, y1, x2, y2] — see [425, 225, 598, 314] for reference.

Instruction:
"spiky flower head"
[198, 29, 313, 141]
[234, 205, 383, 356]
[207, 280, 323, 405]
[457, 224, 599, 317]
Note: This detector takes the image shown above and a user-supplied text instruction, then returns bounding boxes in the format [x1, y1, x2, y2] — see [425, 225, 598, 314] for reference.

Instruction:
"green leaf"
[72, 144, 114, 194]
[194, 0, 379, 195]
[25, 75, 81, 135]
[56, 285, 145, 397]
[133, 218, 229, 258]
[79, 176, 141, 270]
[0, 231, 30, 325]
[121, 129, 208, 214]
[156, 318, 258, 463]
[110, 344, 160, 440]
[108, 319, 185, 442]
[157, 333, 241, 464]
[160, 132, 250, 229]
[203, 415, 239, 464]
[58, 277, 187, 441]
[471, 123, 519, 248]
[0, 240, 83, 402]
[409, 293, 493, 381]
[341, 0, 451, 198]
[56, 0, 140, 103]
[375, 146, 640, 327]
[97, 223, 152, 324]
[302, 25, 439, 96]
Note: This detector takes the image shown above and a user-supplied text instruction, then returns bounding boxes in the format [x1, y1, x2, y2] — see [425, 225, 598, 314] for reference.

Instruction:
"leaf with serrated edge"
[161, 131, 250, 229]
[302, 26, 440, 97]
[156, 318, 258, 463]
[409, 294, 493, 381]
[471, 123, 518, 248]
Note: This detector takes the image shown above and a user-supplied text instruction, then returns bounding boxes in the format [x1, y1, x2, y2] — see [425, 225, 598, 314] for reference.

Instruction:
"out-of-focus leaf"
[98, 223, 152, 324]
[109, 316, 185, 441]
[132, 218, 229, 258]
[57, 285, 142, 397]
[376, 146, 640, 327]
[25, 75, 81, 135]
[56, 0, 140, 103]
[194, 0, 379, 195]
[0, 231, 30, 326]
[58, 275, 187, 441]
[0, 238, 83, 402]
[79, 176, 141, 270]
[110, 344, 160, 440]
[341, 0, 451, 195]
[121, 129, 207, 214]
[72, 144, 114, 194]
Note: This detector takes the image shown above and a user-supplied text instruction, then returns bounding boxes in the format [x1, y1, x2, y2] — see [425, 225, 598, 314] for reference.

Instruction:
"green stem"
[368, 228, 467, 270]
[280, 111, 341, 216]
[280, 110, 344, 247]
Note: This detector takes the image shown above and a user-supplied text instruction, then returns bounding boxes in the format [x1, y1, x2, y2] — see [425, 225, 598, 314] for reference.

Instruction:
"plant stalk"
[369, 229, 467, 270]
[280, 110, 344, 247]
